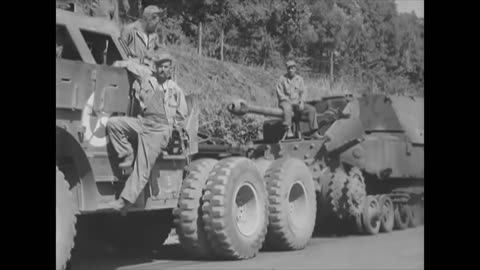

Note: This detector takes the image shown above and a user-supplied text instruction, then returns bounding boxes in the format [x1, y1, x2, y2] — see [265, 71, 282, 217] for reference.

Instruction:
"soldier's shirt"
[276, 74, 307, 104]
[121, 20, 160, 61]
[139, 77, 188, 126]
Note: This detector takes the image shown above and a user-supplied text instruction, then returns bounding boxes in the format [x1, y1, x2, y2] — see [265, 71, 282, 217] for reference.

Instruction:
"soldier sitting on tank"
[102, 53, 188, 211]
[276, 59, 323, 139]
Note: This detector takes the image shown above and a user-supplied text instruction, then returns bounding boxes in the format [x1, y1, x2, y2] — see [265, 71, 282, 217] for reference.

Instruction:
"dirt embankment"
[170, 50, 279, 117]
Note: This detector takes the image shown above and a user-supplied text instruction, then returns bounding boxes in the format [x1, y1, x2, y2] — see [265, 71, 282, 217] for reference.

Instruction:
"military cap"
[143, 5, 164, 17]
[286, 60, 296, 67]
[151, 52, 173, 64]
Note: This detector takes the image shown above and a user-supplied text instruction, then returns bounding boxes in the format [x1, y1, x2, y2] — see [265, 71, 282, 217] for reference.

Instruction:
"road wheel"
[326, 168, 349, 220]
[56, 167, 78, 270]
[313, 168, 334, 233]
[354, 212, 364, 234]
[361, 195, 381, 235]
[378, 195, 394, 233]
[346, 167, 366, 218]
[394, 204, 410, 230]
[202, 157, 268, 259]
[408, 203, 422, 228]
[173, 158, 218, 258]
[419, 200, 424, 225]
[264, 158, 316, 250]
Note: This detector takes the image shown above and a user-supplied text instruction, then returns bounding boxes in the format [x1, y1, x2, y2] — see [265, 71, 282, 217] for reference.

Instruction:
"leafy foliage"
[68, 0, 424, 95]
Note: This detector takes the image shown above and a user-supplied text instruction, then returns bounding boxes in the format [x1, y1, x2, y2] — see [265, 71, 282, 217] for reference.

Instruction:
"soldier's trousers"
[279, 101, 318, 131]
[106, 116, 171, 204]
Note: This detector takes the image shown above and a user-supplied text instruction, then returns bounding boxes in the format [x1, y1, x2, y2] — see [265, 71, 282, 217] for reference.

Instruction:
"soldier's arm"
[276, 78, 289, 103]
[121, 0, 130, 14]
[113, 0, 119, 23]
[121, 26, 134, 47]
[173, 82, 189, 123]
[137, 77, 156, 109]
[153, 34, 162, 50]
[298, 77, 307, 103]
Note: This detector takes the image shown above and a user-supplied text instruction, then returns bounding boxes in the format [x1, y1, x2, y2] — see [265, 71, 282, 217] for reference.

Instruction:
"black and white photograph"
[55, 0, 424, 269]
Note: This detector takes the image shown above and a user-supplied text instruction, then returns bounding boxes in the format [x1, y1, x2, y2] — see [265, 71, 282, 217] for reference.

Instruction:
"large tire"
[201, 157, 268, 259]
[56, 167, 78, 270]
[361, 195, 381, 235]
[264, 158, 316, 250]
[394, 204, 410, 230]
[326, 168, 350, 220]
[378, 195, 395, 233]
[173, 158, 218, 258]
[346, 167, 366, 218]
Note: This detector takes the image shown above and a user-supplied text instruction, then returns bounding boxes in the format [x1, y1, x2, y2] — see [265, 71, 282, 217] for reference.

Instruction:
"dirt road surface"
[70, 225, 423, 270]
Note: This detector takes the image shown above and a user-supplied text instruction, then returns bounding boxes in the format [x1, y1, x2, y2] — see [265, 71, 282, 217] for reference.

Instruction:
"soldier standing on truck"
[276, 59, 323, 139]
[102, 53, 188, 211]
[121, 5, 164, 63]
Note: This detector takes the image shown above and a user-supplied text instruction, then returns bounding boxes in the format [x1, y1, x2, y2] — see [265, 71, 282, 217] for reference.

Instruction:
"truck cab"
[56, 8, 198, 214]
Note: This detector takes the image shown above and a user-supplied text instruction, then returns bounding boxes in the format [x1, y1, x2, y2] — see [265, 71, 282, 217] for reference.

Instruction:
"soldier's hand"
[299, 102, 305, 111]
[123, 0, 130, 13]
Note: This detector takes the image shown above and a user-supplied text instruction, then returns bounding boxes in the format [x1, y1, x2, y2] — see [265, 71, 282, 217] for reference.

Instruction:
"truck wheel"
[394, 204, 410, 230]
[173, 158, 218, 258]
[327, 168, 349, 220]
[346, 167, 366, 218]
[361, 195, 381, 235]
[378, 195, 395, 233]
[264, 158, 316, 250]
[202, 157, 268, 259]
[56, 167, 78, 270]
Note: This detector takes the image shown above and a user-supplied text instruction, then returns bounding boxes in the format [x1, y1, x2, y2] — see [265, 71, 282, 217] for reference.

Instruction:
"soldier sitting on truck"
[102, 53, 188, 211]
[276, 59, 323, 139]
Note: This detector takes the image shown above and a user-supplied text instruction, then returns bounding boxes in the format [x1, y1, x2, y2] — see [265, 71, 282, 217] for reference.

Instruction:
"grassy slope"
[170, 50, 277, 116]
[168, 49, 346, 116]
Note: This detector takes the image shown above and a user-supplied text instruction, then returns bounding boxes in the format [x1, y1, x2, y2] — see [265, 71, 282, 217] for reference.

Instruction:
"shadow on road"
[71, 242, 206, 270]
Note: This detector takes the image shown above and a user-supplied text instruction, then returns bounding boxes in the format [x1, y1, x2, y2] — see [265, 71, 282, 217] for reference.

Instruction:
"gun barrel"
[228, 99, 284, 118]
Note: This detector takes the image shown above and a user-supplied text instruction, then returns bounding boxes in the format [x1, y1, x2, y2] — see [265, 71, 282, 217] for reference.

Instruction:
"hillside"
[171, 49, 278, 114]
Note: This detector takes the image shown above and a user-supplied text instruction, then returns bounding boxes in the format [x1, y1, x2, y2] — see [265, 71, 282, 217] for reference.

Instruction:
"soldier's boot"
[311, 132, 324, 140]
[286, 126, 294, 137]
[98, 197, 131, 215]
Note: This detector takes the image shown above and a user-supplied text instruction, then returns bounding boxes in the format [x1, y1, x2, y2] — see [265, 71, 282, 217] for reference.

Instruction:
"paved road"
[70, 226, 423, 270]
